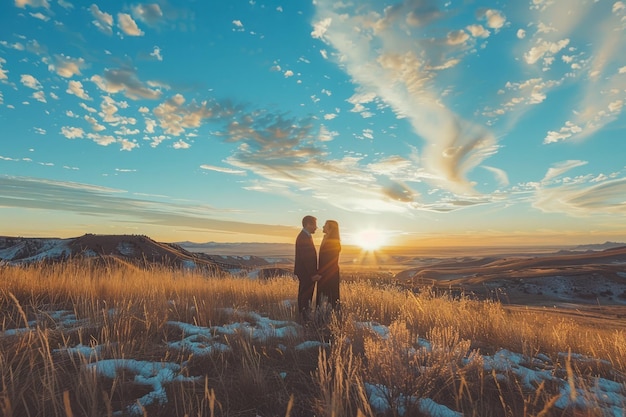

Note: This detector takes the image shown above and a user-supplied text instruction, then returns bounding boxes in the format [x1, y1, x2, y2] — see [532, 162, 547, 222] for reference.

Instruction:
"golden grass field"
[1, 259, 625, 417]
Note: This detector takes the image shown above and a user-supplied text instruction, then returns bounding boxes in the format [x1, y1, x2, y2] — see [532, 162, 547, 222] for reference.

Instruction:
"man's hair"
[302, 215, 317, 227]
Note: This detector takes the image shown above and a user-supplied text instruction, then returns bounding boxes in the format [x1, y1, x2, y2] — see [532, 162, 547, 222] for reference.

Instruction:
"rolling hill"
[0, 234, 223, 273]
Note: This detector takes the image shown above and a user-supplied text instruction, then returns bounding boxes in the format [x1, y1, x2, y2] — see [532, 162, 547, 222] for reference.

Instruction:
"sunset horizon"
[1, 1, 625, 249]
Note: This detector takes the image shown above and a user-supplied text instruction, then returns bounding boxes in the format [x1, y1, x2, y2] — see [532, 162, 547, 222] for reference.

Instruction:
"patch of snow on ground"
[117, 242, 135, 256]
[87, 359, 199, 416]
[55, 343, 106, 360]
[366, 383, 462, 417]
[3, 303, 625, 416]
[166, 309, 300, 357]
[1, 239, 73, 263]
[181, 259, 196, 269]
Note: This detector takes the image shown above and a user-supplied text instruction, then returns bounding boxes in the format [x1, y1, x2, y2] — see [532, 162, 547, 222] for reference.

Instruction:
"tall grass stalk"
[1, 261, 624, 416]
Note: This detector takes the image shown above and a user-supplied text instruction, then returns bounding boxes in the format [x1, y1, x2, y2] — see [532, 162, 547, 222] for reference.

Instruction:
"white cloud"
[15, 0, 49, 8]
[524, 39, 570, 65]
[541, 160, 588, 183]
[516, 29, 526, 39]
[66, 80, 90, 100]
[118, 13, 144, 36]
[318, 125, 338, 142]
[200, 164, 245, 175]
[80, 102, 97, 113]
[90, 4, 113, 35]
[446, 30, 470, 45]
[482, 166, 509, 187]
[0, 58, 8, 80]
[347, 91, 376, 114]
[61, 126, 85, 139]
[57, 0, 72, 10]
[84, 115, 106, 132]
[466, 24, 490, 38]
[543, 121, 583, 144]
[232, 20, 244, 31]
[150, 46, 163, 61]
[49, 55, 85, 78]
[20, 74, 42, 89]
[87, 133, 117, 146]
[173, 140, 190, 149]
[32, 90, 46, 103]
[284, 70, 294, 78]
[144, 118, 157, 133]
[534, 176, 626, 217]
[608, 100, 623, 113]
[30, 12, 49, 21]
[311, 17, 331, 39]
[481, 9, 506, 30]
[91, 69, 161, 100]
[132, 4, 163, 25]
[119, 139, 138, 151]
[153, 94, 214, 136]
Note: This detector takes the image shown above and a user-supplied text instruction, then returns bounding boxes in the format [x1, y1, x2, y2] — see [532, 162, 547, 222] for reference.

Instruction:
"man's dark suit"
[294, 229, 318, 318]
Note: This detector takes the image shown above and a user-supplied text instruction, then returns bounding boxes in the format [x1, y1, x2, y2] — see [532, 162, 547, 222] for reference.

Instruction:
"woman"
[317, 220, 341, 309]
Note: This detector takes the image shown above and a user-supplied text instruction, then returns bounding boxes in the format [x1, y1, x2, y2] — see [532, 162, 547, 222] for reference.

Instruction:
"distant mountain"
[571, 242, 626, 251]
[0, 234, 222, 273]
[176, 241, 294, 258]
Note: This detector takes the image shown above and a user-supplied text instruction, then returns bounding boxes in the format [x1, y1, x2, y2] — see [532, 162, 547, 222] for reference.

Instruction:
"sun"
[355, 229, 388, 251]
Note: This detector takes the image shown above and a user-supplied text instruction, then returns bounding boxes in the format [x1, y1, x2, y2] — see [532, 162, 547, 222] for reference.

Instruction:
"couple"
[294, 215, 341, 321]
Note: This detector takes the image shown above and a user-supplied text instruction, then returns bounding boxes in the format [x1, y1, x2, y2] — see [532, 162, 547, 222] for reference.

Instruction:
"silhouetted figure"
[294, 215, 320, 321]
[317, 220, 341, 310]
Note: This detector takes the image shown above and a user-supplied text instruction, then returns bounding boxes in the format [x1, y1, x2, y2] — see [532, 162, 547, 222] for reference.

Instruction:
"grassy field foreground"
[1, 261, 625, 417]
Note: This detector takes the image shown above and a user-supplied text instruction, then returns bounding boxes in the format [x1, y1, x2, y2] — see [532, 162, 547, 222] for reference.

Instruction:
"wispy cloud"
[49, 55, 85, 78]
[534, 176, 626, 217]
[541, 160, 588, 183]
[200, 164, 246, 175]
[132, 4, 163, 26]
[0, 57, 8, 80]
[311, 1, 502, 196]
[91, 68, 161, 100]
[152, 93, 217, 136]
[90, 4, 113, 35]
[0, 176, 296, 238]
[519, 0, 626, 143]
[482, 166, 510, 187]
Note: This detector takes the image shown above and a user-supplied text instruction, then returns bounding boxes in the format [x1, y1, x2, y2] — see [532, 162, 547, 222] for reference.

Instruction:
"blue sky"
[1, 0, 625, 248]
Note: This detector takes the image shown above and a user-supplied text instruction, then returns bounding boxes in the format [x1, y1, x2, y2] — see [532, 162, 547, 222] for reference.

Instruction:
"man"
[294, 215, 321, 321]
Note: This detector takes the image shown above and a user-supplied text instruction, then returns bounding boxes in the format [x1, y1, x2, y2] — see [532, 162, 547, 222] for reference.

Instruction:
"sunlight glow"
[355, 229, 388, 251]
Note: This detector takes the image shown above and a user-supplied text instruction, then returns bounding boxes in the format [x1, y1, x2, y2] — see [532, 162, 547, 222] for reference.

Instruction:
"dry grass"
[1, 261, 625, 416]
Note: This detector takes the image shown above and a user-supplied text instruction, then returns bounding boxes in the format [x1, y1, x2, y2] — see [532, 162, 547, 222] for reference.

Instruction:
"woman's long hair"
[324, 220, 340, 241]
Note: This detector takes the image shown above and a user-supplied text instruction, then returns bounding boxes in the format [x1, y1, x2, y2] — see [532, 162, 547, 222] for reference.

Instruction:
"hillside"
[0, 234, 222, 274]
[393, 245, 626, 307]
